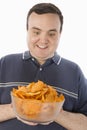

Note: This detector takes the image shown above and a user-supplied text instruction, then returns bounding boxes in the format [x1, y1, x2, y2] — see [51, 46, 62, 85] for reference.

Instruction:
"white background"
[0, 0, 87, 77]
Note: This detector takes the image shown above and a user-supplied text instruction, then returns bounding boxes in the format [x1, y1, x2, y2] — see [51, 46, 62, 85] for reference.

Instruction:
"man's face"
[27, 12, 61, 61]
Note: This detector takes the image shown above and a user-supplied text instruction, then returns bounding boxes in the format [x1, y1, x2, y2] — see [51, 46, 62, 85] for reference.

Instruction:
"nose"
[40, 33, 48, 44]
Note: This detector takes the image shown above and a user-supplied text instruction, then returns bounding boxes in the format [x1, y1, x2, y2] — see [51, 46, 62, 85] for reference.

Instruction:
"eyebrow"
[32, 27, 57, 32]
[48, 29, 57, 32]
[32, 27, 41, 31]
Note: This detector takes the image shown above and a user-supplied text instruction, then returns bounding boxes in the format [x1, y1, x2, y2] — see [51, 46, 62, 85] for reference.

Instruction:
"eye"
[49, 32, 56, 37]
[33, 31, 40, 35]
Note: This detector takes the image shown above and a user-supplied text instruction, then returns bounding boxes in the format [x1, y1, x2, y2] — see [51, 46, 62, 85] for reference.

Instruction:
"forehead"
[28, 12, 61, 31]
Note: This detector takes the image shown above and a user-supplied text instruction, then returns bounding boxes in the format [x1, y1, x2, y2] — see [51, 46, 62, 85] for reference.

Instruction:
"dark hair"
[26, 3, 63, 32]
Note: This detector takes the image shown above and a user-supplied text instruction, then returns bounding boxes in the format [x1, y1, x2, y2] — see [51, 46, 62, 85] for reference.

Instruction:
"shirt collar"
[22, 51, 31, 60]
[22, 51, 62, 65]
[52, 52, 62, 65]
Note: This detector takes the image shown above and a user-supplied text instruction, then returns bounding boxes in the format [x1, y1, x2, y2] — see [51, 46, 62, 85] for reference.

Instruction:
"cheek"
[31, 37, 40, 44]
[27, 36, 39, 48]
[51, 40, 59, 51]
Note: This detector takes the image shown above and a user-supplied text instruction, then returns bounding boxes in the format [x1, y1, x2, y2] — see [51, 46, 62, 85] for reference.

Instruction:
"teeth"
[38, 45, 46, 49]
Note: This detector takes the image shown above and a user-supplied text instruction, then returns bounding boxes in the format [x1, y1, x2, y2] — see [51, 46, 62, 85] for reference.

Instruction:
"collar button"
[32, 58, 34, 61]
[40, 68, 42, 71]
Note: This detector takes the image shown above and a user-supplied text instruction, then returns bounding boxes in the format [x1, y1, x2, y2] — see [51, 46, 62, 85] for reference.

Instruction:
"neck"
[37, 59, 46, 65]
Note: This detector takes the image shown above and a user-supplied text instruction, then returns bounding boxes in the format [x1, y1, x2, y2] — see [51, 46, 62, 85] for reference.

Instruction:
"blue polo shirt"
[0, 51, 87, 130]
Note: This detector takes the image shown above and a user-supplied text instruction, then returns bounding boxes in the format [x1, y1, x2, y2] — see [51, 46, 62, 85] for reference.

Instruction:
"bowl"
[11, 93, 64, 123]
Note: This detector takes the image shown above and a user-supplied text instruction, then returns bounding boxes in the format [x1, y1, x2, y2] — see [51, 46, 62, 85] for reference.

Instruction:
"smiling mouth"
[37, 45, 48, 49]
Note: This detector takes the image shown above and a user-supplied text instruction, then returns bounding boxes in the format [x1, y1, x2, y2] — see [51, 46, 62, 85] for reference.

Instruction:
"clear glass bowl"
[11, 93, 65, 123]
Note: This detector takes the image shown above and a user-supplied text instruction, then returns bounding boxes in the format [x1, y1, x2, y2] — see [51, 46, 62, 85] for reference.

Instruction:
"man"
[0, 3, 87, 130]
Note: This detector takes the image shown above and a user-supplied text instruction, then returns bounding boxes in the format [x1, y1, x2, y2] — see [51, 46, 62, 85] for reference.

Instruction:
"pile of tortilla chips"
[11, 80, 64, 102]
